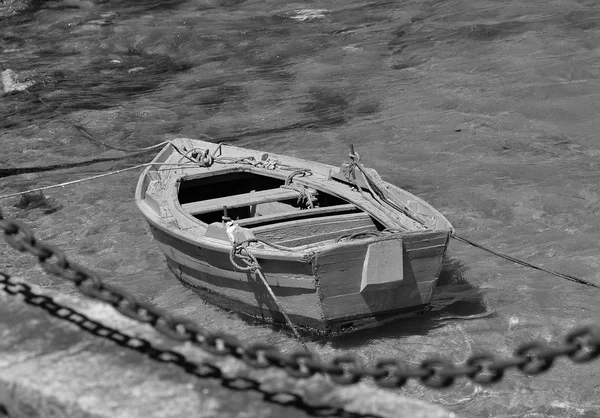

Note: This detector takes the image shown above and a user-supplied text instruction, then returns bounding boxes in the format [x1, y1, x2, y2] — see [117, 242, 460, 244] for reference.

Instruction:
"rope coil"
[282, 170, 317, 209]
[229, 241, 260, 272]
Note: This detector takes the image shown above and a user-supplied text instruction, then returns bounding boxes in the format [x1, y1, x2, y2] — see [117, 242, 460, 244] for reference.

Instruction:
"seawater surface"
[1, 1, 600, 417]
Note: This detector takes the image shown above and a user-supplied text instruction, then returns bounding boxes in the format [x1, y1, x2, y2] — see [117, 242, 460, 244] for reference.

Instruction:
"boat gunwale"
[135, 138, 454, 258]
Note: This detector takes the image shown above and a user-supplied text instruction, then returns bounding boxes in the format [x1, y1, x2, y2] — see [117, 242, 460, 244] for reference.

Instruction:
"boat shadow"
[310, 255, 494, 348]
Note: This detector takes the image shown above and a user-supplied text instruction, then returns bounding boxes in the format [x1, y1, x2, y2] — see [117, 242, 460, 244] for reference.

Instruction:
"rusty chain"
[1, 209, 599, 391]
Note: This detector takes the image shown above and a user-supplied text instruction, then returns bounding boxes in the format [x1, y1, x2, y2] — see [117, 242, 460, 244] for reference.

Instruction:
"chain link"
[1, 210, 599, 392]
[0, 273, 368, 418]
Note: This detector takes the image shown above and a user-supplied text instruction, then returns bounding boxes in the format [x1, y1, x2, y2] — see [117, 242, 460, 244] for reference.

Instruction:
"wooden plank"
[149, 224, 207, 261]
[156, 138, 455, 235]
[274, 225, 377, 248]
[315, 235, 446, 304]
[201, 244, 315, 277]
[313, 243, 368, 297]
[252, 212, 373, 236]
[268, 170, 403, 230]
[236, 203, 359, 227]
[159, 243, 316, 290]
[321, 252, 442, 320]
[316, 247, 367, 271]
[407, 255, 444, 275]
[181, 187, 300, 215]
[167, 259, 323, 321]
[402, 231, 449, 250]
[404, 244, 447, 260]
[329, 168, 370, 190]
[321, 281, 435, 319]
[179, 168, 255, 185]
[252, 212, 376, 246]
[360, 237, 404, 292]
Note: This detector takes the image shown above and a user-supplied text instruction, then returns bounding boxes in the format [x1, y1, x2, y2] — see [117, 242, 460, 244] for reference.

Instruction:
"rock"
[0, 0, 35, 19]
[283, 9, 330, 22]
[14, 191, 62, 214]
[15, 191, 48, 209]
[1, 69, 36, 94]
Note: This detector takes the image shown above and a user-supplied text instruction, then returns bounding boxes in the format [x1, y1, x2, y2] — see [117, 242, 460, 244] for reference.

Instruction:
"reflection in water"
[432, 256, 491, 320]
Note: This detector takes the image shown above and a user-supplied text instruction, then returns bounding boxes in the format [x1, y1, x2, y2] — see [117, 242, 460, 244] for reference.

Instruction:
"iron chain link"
[0, 272, 367, 417]
[1, 210, 599, 391]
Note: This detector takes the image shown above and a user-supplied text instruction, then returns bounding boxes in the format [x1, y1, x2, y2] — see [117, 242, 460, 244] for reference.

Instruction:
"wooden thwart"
[181, 187, 300, 216]
[236, 203, 359, 227]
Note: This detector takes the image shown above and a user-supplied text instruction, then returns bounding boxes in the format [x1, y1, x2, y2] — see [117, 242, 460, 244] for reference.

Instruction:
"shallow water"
[1, 1, 600, 417]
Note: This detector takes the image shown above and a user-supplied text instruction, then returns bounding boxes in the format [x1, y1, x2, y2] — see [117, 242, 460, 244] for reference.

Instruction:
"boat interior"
[177, 168, 387, 248]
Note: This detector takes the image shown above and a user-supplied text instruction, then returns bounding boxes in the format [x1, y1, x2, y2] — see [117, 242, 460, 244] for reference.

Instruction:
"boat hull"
[136, 138, 454, 334]
[147, 220, 449, 333]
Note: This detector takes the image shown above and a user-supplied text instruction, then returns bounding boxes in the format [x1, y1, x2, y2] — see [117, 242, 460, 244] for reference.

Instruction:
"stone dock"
[0, 275, 455, 418]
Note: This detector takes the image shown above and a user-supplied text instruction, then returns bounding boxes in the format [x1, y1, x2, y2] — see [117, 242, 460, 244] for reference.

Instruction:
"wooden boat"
[135, 138, 454, 334]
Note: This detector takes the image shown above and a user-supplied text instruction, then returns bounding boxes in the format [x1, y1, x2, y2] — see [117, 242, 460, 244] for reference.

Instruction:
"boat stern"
[312, 230, 449, 332]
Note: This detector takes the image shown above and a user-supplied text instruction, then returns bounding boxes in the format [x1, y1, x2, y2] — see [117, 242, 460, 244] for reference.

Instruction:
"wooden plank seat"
[181, 187, 301, 216]
[236, 203, 359, 227]
[252, 212, 379, 248]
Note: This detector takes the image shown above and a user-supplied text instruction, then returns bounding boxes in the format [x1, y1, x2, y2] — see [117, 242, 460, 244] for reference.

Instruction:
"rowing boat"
[135, 138, 453, 334]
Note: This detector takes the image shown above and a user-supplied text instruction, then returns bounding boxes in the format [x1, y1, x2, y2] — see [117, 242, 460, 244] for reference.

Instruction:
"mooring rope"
[0, 139, 200, 179]
[342, 148, 423, 230]
[281, 169, 317, 209]
[3, 139, 596, 293]
[67, 120, 216, 153]
[452, 234, 600, 289]
[0, 151, 155, 178]
[0, 162, 192, 200]
[230, 239, 309, 351]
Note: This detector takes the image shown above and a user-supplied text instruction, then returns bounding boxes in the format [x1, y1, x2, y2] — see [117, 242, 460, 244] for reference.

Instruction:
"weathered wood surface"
[300, 174, 409, 230]
[329, 167, 370, 190]
[402, 231, 449, 249]
[150, 224, 314, 287]
[170, 140, 402, 229]
[274, 225, 376, 248]
[134, 138, 454, 332]
[236, 203, 358, 227]
[151, 223, 324, 324]
[252, 212, 377, 247]
[313, 234, 447, 322]
[319, 259, 438, 321]
[360, 237, 404, 292]
[171, 260, 325, 326]
[140, 138, 454, 236]
[181, 187, 300, 216]
[314, 243, 367, 297]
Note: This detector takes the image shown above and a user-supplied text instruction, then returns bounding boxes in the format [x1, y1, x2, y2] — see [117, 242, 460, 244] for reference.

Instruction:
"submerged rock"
[283, 9, 330, 22]
[0, 0, 36, 19]
[1, 69, 36, 93]
[14, 191, 62, 214]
